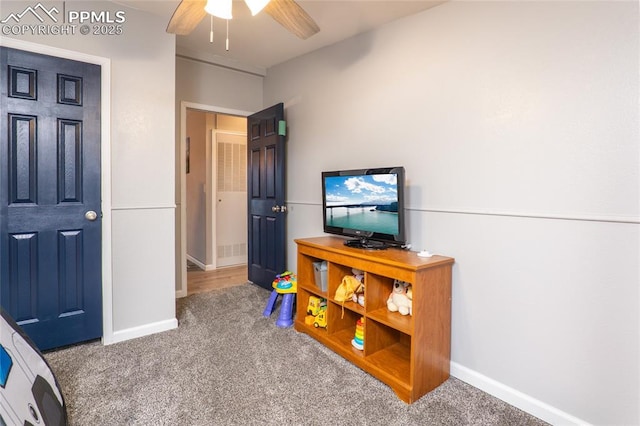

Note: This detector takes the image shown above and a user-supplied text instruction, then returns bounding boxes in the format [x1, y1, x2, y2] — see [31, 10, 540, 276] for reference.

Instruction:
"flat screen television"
[322, 166, 406, 249]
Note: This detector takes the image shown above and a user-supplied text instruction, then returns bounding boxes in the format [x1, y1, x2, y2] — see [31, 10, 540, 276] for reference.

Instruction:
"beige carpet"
[44, 284, 549, 425]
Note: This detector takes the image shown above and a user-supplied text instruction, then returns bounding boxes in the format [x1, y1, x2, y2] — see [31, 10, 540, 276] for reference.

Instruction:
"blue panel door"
[247, 103, 286, 289]
[0, 47, 102, 350]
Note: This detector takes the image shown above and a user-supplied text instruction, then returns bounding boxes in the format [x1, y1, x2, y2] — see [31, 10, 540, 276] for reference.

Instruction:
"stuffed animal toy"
[335, 275, 362, 302]
[352, 290, 365, 307]
[352, 268, 364, 283]
[349, 268, 365, 305]
[387, 280, 412, 316]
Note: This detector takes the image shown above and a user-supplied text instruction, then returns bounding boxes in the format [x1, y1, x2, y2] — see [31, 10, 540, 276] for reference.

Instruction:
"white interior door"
[215, 131, 247, 267]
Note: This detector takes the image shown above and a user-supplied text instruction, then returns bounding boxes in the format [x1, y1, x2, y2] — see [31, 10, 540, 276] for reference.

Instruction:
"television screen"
[322, 167, 406, 249]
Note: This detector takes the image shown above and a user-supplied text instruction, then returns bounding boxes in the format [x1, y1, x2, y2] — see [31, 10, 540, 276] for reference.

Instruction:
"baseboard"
[186, 254, 205, 270]
[185, 255, 217, 271]
[450, 362, 590, 426]
[104, 318, 178, 345]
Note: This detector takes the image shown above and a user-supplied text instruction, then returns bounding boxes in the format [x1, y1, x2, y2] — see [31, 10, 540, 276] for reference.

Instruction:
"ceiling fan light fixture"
[244, 0, 271, 16]
[204, 0, 232, 20]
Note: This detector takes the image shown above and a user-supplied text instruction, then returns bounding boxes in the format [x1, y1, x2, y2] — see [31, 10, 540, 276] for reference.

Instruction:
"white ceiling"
[120, 0, 445, 74]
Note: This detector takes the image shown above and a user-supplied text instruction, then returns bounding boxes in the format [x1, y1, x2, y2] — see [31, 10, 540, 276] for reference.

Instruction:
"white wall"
[175, 57, 264, 111]
[1, 1, 178, 342]
[265, 1, 639, 425]
[185, 110, 208, 265]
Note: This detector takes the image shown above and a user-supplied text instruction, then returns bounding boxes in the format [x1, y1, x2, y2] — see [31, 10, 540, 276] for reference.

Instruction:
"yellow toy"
[313, 307, 327, 328]
[304, 296, 328, 329]
[334, 275, 362, 302]
[306, 296, 326, 316]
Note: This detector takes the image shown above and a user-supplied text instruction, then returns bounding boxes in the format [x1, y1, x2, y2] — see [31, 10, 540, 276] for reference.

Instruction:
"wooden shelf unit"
[294, 236, 454, 404]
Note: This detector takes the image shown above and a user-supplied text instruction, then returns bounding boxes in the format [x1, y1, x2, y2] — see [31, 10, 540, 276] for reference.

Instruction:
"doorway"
[177, 103, 253, 297]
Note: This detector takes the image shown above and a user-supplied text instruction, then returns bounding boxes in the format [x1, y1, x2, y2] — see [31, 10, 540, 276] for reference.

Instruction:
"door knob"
[85, 210, 98, 221]
[271, 205, 281, 213]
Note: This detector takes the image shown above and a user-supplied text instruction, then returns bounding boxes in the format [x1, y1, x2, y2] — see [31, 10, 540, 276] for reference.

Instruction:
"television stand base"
[344, 238, 388, 250]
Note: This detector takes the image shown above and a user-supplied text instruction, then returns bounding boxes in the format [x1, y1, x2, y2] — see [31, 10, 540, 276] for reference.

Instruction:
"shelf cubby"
[297, 253, 326, 295]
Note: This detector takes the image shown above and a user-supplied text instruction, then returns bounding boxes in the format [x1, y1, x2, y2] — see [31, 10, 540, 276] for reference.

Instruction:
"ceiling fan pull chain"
[226, 19, 230, 51]
[210, 15, 214, 43]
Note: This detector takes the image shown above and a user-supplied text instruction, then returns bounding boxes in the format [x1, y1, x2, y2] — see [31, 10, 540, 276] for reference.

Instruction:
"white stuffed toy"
[387, 280, 412, 316]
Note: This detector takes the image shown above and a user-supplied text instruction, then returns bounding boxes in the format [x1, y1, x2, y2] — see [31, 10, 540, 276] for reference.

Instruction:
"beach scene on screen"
[324, 174, 399, 235]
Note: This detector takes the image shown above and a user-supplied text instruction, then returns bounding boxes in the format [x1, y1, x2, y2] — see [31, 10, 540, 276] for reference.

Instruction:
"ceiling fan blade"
[264, 0, 320, 40]
[166, 0, 208, 35]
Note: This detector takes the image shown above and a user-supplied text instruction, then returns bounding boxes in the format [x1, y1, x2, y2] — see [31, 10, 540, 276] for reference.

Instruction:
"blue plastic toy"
[263, 271, 297, 328]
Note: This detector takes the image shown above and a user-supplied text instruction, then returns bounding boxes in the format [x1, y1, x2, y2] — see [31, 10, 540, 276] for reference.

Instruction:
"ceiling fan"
[166, 0, 320, 40]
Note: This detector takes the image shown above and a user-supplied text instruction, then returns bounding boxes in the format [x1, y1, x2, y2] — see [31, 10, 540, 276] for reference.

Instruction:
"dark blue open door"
[0, 47, 102, 350]
[247, 103, 287, 290]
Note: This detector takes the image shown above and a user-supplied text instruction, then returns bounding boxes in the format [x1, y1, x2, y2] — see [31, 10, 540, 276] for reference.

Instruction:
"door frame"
[0, 38, 114, 344]
[177, 101, 252, 297]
